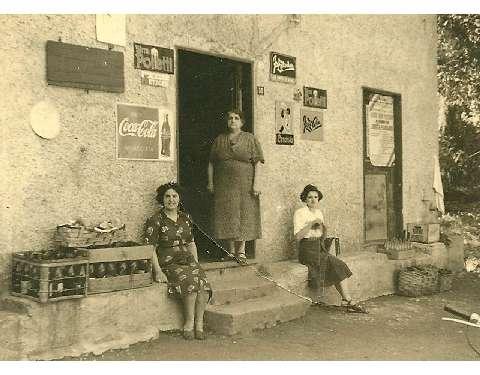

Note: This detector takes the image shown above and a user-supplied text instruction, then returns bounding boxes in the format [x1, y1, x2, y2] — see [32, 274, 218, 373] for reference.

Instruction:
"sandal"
[341, 299, 368, 314]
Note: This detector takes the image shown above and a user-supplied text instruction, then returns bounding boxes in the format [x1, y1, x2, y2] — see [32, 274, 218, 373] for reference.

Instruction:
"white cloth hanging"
[433, 155, 445, 214]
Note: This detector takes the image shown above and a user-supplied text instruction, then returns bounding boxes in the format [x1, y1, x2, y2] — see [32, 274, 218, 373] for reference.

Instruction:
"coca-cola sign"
[116, 103, 173, 161]
[270, 52, 296, 84]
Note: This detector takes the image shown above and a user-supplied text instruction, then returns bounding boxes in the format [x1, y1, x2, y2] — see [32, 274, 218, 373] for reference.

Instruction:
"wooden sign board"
[46, 40, 124, 93]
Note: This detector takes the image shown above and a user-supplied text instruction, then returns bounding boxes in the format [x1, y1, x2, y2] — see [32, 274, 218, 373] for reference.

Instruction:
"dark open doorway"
[177, 49, 253, 262]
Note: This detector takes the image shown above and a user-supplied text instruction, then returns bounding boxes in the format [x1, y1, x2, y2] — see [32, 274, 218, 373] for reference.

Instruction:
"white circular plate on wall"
[30, 100, 60, 139]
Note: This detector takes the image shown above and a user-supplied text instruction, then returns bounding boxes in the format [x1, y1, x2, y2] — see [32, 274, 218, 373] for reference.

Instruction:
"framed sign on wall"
[303, 86, 327, 109]
[270, 52, 296, 84]
[116, 103, 174, 161]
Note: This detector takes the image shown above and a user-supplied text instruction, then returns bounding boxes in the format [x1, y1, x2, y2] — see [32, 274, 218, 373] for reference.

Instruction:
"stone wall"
[0, 14, 439, 290]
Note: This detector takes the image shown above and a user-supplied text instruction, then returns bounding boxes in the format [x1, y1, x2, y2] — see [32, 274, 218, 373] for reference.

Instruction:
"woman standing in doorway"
[145, 182, 212, 340]
[207, 110, 265, 265]
[294, 184, 366, 313]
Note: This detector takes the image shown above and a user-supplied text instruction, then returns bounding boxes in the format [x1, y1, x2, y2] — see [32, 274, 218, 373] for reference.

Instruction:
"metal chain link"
[188, 215, 318, 304]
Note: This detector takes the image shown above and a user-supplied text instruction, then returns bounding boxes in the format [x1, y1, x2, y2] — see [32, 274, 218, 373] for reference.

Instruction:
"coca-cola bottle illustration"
[161, 114, 171, 157]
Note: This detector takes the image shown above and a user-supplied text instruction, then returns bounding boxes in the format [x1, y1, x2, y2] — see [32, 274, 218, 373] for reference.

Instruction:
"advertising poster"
[116, 103, 174, 161]
[366, 94, 395, 167]
[134, 43, 174, 74]
[300, 108, 324, 141]
[303, 86, 327, 109]
[270, 52, 296, 84]
[275, 101, 294, 145]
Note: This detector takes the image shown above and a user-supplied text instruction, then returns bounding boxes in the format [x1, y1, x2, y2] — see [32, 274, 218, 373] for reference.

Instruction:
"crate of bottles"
[86, 243, 154, 294]
[383, 239, 416, 260]
[11, 248, 89, 303]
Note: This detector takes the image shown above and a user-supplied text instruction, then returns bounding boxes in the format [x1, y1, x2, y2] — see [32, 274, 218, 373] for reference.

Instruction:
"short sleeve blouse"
[209, 131, 265, 164]
[293, 206, 325, 238]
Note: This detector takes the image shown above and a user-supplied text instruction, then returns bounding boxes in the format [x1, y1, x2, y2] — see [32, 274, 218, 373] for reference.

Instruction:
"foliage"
[437, 15, 480, 201]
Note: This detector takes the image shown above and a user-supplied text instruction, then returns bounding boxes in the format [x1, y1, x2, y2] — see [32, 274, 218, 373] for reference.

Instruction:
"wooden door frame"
[362, 86, 403, 242]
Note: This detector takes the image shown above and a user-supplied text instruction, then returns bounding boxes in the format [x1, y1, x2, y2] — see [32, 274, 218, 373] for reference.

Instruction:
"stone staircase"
[203, 261, 310, 336]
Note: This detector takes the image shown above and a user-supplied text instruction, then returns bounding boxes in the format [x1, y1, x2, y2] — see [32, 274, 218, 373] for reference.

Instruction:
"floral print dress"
[144, 210, 212, 299]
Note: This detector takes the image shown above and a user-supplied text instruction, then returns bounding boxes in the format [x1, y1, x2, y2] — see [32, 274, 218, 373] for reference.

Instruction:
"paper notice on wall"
[96, 14, 126, 47]
[366, 94, 395, 167]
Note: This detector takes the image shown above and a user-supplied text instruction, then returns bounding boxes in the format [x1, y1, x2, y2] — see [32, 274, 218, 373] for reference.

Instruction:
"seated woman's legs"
[333, 279, 351, 302]
[194, 290, 208, 335]
[182, 293, 196, 333]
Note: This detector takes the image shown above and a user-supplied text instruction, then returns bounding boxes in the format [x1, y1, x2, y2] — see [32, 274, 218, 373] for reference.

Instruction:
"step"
[203, 261, 259, 282]
[205, 289, 310, 336]
[209, 276, 277, 305]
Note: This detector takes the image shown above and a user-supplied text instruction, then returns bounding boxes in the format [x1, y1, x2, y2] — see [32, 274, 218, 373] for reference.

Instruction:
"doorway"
[362, 88, 403, 242]
[177, 49, 253, 262]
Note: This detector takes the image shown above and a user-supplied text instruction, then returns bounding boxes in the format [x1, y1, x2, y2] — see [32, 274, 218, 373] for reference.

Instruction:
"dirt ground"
[69, 271, 480, 361]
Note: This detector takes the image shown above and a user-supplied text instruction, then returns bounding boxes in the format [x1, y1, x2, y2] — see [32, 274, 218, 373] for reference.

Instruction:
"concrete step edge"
[206, 289, 310, 317]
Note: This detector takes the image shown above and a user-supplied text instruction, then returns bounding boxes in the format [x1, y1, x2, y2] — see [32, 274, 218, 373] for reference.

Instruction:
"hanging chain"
[187, 215, 317, 305]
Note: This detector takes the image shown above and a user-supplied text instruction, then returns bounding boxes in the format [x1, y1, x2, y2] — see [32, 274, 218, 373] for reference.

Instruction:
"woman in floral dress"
[145, 182, 212, 340]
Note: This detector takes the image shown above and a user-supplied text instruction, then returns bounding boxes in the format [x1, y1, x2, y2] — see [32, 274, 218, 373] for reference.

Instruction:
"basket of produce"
[397, 265, 439, 297]
[438, 268, 453, 292]
[54, 219, 126, 248]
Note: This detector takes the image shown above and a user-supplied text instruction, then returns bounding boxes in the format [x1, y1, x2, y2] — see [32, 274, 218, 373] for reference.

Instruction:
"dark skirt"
[298, 238, 352, 289]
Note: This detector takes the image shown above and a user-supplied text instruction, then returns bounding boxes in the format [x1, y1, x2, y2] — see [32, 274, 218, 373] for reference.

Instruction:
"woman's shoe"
[341, 299, 368, 314]
[237, 254, 248, 266]
[183, 330, 195, 340]
[195, 330, 206, 340]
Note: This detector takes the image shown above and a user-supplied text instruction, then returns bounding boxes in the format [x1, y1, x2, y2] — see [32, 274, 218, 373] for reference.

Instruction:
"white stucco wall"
[0, 14, 439, 290]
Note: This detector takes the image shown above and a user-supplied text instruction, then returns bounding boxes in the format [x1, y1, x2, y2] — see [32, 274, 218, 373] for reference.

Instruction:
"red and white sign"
[116, 103, 173, 161]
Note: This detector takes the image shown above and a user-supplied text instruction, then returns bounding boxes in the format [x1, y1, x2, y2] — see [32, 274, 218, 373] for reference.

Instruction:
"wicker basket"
[54, 226, 126, 248]
[438, 269, 453, 292]
[397, 265, 439, 297]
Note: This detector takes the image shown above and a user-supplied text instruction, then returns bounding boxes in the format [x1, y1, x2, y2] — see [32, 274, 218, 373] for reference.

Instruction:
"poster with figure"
[116, 103, 174, 161]
[300, 108, 324, 141]
[366, 94, 395, 167]
[303, 86, 327, 109]
[275, 101, 294, 145]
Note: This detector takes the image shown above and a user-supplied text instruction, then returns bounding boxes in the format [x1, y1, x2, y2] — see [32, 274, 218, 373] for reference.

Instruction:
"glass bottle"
[95, 263, 107, 278]
[12, 262, 22, 293]
[129, 260, 138, 274]
[52, 267, 64, 298]
[118, 261, 128, 276]
[106, 262, 118, 277]
[160, 114, 171, 157]
[29, 266, 40, 297]
[20, 264, 31, 295]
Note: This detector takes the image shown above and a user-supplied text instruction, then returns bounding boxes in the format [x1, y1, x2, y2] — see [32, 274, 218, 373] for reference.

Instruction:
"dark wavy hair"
[300, 184, 323, 202]
[155, 181, 183, 206]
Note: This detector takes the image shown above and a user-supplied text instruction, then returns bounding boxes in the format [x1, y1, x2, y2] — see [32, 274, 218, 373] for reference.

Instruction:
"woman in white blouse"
[293, 184, 366, 312]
